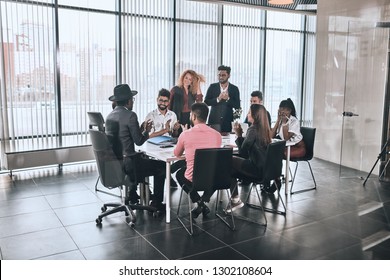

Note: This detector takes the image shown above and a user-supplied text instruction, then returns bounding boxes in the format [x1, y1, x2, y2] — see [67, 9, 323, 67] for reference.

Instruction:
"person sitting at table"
[145, 88, 182, 187]
[105, 84, 166, 211]
[271, 98, 306, 158]
[145, 88, 181, 139]
[243, 90, 271, 127]
[173, 102, 222, 218]
[227, 104, 272, 212]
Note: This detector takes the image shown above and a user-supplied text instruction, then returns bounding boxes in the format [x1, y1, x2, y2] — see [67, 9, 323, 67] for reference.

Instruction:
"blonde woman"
[170, 69, 205, 127]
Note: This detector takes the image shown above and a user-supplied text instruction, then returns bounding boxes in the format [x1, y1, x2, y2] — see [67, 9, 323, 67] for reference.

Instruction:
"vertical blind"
[0, 0, 316, 166]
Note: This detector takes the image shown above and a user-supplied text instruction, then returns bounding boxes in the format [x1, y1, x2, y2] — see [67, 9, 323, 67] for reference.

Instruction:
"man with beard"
[173, 102, 222, 218]
[145, 88, 182, 188]
[145, 88, 181, 138]
[205, 65, 240, 134]
[105, 84, 166, 211]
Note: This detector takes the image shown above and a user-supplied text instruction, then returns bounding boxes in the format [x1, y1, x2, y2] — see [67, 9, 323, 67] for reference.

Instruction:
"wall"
[314, 0, 390, 174]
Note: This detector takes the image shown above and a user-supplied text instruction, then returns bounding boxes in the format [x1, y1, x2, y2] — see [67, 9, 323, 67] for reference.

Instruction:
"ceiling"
[187, 0, 317, 15]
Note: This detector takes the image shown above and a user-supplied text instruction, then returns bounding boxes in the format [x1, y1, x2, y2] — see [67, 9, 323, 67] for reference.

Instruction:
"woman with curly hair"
[170, 69, 205, 127]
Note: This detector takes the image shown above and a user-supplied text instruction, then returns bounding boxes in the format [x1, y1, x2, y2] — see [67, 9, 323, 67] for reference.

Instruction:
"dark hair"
[250, 104, 271, 147]
[251, 90, 263, 100]
[218, 65, 231, 75]
[279, 98, 297, 117]
[191, 102, 209, 123]
[158, 88, 170, 99]
[116, 99, 128, 106]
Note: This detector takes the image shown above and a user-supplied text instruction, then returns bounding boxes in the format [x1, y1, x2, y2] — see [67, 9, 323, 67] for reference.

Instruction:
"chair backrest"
[262, 140, 286, 183]
[300, 127, 316, 160]
[192, 148, 233, 191]
[89, 129, 125, 188]
[87, 112, 105, 131]
[208, 124, 221, 132]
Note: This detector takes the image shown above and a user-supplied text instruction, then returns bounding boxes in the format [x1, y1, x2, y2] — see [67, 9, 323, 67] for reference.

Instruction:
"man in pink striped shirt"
[174, 102, 222, 218]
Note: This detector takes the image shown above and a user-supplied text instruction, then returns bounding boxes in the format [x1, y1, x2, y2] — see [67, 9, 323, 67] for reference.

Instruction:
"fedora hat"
[109, 84, 138, 101]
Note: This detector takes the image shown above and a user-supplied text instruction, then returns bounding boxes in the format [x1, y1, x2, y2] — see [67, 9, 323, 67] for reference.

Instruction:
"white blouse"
[276, 115, 302, 145]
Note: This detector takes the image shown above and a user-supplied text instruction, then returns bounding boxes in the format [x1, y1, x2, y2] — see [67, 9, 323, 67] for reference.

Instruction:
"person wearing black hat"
[271, 98, 306, 158]
[105, 84, 166, 211]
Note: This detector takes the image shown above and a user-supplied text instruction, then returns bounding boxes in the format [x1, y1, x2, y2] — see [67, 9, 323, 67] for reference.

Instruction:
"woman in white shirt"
[271, 98, 306, 158]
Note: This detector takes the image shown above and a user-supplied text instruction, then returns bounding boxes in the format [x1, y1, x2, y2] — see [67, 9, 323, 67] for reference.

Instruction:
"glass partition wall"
[0, 0, 316, 169]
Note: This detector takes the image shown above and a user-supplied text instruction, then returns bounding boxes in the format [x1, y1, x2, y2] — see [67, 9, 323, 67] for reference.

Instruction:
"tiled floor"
[0, 158, 390, 260]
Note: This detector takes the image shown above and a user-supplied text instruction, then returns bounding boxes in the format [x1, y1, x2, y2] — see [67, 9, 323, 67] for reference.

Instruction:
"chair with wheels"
[245, 140, 287, 220]
[89, 129, 156, 228]
[289, 127, 317, 194]
[87, 112, 111, 196]
[176, 147, 234, 235]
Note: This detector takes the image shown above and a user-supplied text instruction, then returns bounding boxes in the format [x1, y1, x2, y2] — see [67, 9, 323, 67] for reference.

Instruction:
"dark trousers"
[124, 156, 165, 203]
[230, 156, 260, 196]
[175, 167, 215, 203]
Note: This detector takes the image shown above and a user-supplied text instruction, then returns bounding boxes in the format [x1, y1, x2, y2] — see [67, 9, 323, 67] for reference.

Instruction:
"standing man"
[205, 65, 240, 134]
[174, 103, 222, 218]
[145, 88, 181, 138]
[244, 90, 271, 126]
[105, 84, 166, 211]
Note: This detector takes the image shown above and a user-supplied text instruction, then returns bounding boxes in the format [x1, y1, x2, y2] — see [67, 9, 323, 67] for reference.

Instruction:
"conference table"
[137, 141, 184, 223]
[138, 134, 292, 223]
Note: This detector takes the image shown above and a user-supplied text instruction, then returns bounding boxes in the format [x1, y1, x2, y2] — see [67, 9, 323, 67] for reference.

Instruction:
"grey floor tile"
[0, 227, 77, 260]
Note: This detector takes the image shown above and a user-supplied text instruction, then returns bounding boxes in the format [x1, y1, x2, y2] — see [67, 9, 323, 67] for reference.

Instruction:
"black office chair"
[208, 124, 221, 132]
[289, 127, 317, 194]
[177, 148, 234, 235]
[87, 111, 105, 132]
[245, 140, 287, 220]
[89, 129, 156, 227]
[87, 112, 111, 196]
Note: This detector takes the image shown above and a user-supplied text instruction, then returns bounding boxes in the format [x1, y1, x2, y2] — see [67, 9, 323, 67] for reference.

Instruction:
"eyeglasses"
[158, 99, 169, 103]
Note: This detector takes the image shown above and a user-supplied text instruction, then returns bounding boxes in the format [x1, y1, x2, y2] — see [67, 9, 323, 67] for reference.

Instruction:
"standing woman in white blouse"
[271, 98, 306, 158]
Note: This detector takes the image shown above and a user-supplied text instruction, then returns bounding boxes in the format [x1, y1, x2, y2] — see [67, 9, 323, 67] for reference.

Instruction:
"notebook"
[147, 135, 175, 145]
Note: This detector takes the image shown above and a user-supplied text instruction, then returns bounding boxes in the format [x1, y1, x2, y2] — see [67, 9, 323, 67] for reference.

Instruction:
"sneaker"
[225, 199, 244, 213]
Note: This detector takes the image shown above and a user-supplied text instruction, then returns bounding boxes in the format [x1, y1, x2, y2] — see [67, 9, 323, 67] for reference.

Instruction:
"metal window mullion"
[53, 0, 61, 143]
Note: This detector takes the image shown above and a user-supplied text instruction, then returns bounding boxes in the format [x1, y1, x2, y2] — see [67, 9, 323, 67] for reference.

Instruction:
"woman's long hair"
[177, 69, 206, 95]
[250, 104, 272, 147]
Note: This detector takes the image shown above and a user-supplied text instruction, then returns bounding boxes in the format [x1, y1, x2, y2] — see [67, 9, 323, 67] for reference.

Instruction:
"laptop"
[147, 135, 175, 145]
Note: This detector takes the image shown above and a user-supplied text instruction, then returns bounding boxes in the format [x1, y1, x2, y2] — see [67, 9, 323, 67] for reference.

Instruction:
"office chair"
[289, 127, 317, 194]
[245, 140, 287, 220]
[87, 111, 105, 131]
[89, 129, 156, 227]
[176, 147, 234, 235]
[208, 124, 221, 132]
[87, 112, 113, 196]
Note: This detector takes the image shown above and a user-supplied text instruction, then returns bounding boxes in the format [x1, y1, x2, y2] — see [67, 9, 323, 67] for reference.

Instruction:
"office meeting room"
[1, 0, 389, 279]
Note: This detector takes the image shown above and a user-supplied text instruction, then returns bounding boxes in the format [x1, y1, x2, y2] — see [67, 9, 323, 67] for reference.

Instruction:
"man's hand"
[172, 121, 181, 131]
[144, 119, 153, 133]
[218, 91, 229, 102]
[180, 124, 189, 131]
[164, 119, 172, 131]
